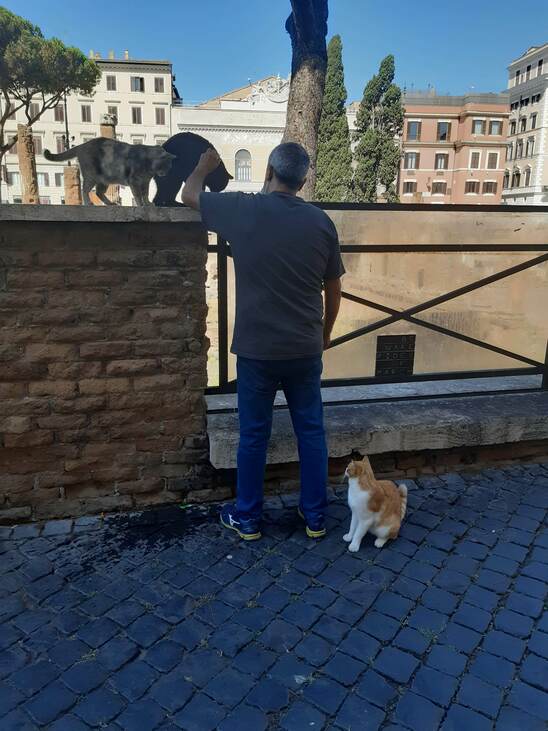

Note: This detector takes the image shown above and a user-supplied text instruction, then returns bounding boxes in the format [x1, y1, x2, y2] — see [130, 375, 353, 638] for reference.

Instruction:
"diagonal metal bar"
[340, 291, 544, 368]
[330, 252, 548, 349]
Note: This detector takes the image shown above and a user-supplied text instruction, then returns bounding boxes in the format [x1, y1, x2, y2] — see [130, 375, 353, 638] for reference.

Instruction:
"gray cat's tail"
[44, 147, 80, 162]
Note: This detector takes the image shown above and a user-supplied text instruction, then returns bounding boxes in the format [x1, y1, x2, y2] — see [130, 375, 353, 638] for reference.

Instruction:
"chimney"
[95, 52, 101, 59]
[108, 50, 115, 59]
[124, 50, 129, 60]
[89, 49, 94, 58]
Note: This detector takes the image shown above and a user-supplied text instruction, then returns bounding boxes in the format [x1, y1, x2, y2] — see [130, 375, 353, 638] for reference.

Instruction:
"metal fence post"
[543, 340, 548, 390]
[217, 235, 229, 390]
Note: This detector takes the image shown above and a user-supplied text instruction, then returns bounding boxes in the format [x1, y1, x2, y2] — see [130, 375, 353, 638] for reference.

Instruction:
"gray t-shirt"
[200, 191, 344, 360]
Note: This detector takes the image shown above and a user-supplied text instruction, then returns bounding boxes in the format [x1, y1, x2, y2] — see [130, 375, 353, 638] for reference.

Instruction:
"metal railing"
[206, 203, 548, 397]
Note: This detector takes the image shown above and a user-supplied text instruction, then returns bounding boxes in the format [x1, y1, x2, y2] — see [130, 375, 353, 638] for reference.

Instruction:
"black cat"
[153, 132, 232, 206]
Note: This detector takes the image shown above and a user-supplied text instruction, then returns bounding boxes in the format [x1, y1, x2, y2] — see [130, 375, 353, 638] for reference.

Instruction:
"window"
[235, 149, 252, 181]
[516, 139, 524, 158]
[514, 69, 520, 85]
[526, 137, 535, 157]
[510, 120, 516, 135]
[403, 181, 417, 194]
[510, 101, 519, 111]
[106, 75, 116, 91]
[520, 117, 527, 132]
[39, 196, 50, 205]
[81, 105, 92, 123]
[435, 153, 448, 170]
[12, 197, 22, 204]
[511, 170, 521, 188]
[404, 152, 420, 169]
[6, 171, 20, 186]
[33, 136, 42, 155]
[526, 64, 531, 81]
[107, 105, 118, 122]
[482, 181, 497, 195]
[531, 113, 537, 129]
[155, 107, 166, 125]
[132, 137, 144, 145]
[437, 122, 451, 141]
[131, 76, 145, 92]
[431, 181, 447, 195]
[538, 59, 544, 76]
[487, 152, 498, 170]
[155, 137, 168, 145]
[7, 135, 16, 153]
[472, 119, 485, 135]
[54, 104, 64, 123]
[489, 120, 502, 135]
[131, 107, 142, 125]
[520, 97, 529, 108]
[29, 102, 39, 119]
[406, 121, 421, 141]
[532, 93, 542, 103]
[470, 151, 480, 169]
[56, 136, 65, 153]
[503, 172, 510, 189]
[524, 168, 531, 187]
[54, 172, 63, 187]
[154, 77, 165, 93]
[37, 172, 50, 187]
[506, 143, 513, 162]
[465, 180, 479, 194]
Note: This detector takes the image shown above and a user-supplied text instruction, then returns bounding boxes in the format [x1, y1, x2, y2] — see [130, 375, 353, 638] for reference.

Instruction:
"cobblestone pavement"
[1, 464, 548, 731]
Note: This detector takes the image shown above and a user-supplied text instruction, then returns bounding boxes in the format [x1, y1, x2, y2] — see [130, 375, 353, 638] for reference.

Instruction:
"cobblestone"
[0, 461, 547, 729]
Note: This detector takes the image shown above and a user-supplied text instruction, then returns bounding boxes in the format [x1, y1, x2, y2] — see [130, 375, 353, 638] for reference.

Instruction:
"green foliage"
[353, 54, 404, 203]
[314, 35, 353, 201]
[0, 6, 100, 152]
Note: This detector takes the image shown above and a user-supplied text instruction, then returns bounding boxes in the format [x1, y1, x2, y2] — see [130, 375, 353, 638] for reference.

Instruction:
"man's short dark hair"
[268, 143, 310, 190]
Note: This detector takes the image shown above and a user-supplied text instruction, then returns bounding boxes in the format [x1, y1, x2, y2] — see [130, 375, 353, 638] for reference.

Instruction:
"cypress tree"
[314, 35, 353, 201]
[353, 55, 404, 203]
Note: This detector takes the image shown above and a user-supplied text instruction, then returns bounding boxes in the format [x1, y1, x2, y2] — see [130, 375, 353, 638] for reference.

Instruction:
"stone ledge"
[208, 390, 548, 469]
[0, 203, 202, 224]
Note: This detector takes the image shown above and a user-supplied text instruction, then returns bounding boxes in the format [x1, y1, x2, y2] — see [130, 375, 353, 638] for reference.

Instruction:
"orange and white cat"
[343, 456, 408, 552]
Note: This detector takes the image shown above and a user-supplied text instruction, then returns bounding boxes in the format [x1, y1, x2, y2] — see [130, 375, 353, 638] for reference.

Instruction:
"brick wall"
[0, 206, 209, 523]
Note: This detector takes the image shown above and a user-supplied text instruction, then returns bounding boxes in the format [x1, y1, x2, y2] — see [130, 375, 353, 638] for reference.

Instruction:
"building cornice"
[176, 124, 283, 134]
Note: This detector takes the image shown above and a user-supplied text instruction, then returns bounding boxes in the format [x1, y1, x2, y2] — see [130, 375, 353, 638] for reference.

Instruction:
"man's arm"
[181, 148, 222, 210]
[323, 277, 342, 350]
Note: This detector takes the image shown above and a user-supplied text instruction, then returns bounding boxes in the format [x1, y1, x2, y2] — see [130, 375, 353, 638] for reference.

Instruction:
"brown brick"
[106, 359, 157, 377]
[109, 322, 158, 341]
[37, 414, 88, 430]
[37, 250, 96, 267]
[133, 374, 184, 391]
[34, 494, 133, 520]
[29, 380, 76, 398]
[0, 344, 23, 361]
[2, 362, 47, 381]
[108, 392, 164, 410]
[0, 506, 32, 524]
[63, 483, 116, 499]
[98, 250, 154, 267]
[82, 442, 136, 459]
[0, 416, 32, 434]
[2, 474, 35, 494]
[67, 270, 125, 287]
[60, 427, 105, 444]
[0, 382, 27, 399]
[37, 471, 87, 488]
[134, 340, 184, 357]
[91, 411, 138, 428]
[48, 291, 105, 309]
[26, 344, 78, 361]
[48, 361, 103, 379]
[0, 445, 78, 473]
[116, 477, 164, 495]
[51, 396, 106, 414]
[47, 325, 104, 343]
[80, 341, 133, 359]
[0, 292, 45, 308]
[110, 422, 162, 440]
[108, 288, 158, 306]
[7, 270, 64, 289]
[1, 398, 50, 416]
[4, 430, 53, 448]
[79, 377, 130, 395]
[136, 437, 180, 452]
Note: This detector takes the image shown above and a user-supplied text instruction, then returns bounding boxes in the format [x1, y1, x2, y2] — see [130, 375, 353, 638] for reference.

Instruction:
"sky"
[5, 0, 548, 104]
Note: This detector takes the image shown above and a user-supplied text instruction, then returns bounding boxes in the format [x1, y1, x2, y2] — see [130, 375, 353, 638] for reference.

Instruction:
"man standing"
[182, 143, 344, 541]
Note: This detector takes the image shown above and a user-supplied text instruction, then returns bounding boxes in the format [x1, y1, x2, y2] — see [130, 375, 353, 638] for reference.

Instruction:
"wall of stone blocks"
[0, 206, 209, 522]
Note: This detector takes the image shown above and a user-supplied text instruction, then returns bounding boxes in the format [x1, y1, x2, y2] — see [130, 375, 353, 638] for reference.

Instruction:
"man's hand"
[323, 333, 331, 350]
[197, 148, 221, 175]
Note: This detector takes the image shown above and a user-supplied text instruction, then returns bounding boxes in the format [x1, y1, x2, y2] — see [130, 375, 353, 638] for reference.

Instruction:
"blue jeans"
[236, 356, 328, 523]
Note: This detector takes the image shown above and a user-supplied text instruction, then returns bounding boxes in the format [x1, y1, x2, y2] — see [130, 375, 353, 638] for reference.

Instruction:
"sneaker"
[297, 506, 326, 539]
[220, 504, 262, 541]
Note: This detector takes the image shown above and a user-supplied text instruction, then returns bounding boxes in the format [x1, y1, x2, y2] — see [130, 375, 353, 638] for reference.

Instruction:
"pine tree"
[314, 35, 353, 201]
[353, 55, 404, 203]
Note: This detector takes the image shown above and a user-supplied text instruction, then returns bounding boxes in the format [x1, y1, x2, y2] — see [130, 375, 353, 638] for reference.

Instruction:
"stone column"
[16, 124, 39, 204]
[64, 165, 82, 205]
[96, 113, 120, 205]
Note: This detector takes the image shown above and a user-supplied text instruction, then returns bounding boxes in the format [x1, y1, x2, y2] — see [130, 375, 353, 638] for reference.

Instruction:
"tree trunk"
[16, 124, 39, 204]
[282, 0, 328, 200]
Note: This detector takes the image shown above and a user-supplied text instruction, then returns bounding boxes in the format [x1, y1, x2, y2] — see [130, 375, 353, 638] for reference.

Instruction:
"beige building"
[502, 43, 548, 205]
[3, 51, 174, 205]
[398, 92, 509, 204]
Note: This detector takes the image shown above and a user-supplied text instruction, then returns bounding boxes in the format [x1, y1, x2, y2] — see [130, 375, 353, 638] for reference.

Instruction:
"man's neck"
[264, 182, 297, 196]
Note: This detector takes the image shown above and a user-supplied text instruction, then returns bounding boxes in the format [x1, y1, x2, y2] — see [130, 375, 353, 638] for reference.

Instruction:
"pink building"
[399, 93, 510, 204]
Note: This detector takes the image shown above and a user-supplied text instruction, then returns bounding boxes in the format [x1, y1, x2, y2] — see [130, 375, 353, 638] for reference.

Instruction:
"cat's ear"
[227, 173, 234, 179]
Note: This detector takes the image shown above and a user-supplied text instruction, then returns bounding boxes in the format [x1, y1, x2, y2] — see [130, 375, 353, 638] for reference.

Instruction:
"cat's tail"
[399, 484, 408, 521]
[44, 147, 81, 162]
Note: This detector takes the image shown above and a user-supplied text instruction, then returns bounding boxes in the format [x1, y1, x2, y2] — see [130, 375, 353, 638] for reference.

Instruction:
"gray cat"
[44, 138, 175, 206]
